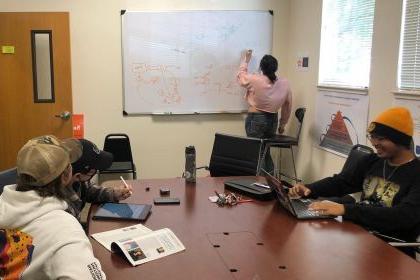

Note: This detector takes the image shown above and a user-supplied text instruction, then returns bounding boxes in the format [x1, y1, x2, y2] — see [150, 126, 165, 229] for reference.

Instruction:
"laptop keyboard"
[292, 199, 319, 217]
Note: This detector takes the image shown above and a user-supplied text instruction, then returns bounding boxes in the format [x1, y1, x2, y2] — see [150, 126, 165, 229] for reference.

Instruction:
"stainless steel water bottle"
[185, 146, 196, 183]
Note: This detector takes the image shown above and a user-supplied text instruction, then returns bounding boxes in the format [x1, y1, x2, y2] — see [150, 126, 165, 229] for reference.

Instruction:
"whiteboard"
[121, 10, 273, 114]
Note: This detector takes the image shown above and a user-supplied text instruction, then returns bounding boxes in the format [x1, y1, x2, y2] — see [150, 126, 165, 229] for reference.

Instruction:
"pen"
[120, 176, 133, 194]
[214, 190, 222, 198]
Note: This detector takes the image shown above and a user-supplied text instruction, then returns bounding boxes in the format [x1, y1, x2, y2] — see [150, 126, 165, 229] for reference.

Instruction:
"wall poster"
[315, 90, 369, 156]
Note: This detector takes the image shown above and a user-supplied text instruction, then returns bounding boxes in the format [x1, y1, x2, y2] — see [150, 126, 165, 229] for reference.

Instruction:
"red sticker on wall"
[72, 114, 84, 139]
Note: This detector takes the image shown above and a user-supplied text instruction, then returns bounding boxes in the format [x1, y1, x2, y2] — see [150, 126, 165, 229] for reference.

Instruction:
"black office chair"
[341, 144, 374, 175]
[0, 167, 18, 194]
[325, 144, 374, 204]
[208, 133, 264, 177]
[260, 107, 306, 182]
[98, 134, 137, 180]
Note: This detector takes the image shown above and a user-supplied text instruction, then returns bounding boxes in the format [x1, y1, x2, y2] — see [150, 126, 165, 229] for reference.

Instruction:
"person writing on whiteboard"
[237, 49, 292, 172]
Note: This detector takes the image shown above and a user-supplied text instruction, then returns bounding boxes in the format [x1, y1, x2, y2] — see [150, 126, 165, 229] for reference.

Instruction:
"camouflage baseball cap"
[17, 135, 82, 186]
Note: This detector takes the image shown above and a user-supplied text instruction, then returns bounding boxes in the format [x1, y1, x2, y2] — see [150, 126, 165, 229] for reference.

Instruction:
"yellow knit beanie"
[367, 107, 413, 147]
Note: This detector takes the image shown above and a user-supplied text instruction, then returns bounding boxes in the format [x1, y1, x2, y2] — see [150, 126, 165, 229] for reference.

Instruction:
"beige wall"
[286, 0, 404, 182]
[1, 0, 409, 182]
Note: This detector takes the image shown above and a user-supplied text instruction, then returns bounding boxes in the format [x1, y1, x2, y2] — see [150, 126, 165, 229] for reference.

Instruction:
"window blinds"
[399, 0, 420, 90]
[318, 0, 375, 88]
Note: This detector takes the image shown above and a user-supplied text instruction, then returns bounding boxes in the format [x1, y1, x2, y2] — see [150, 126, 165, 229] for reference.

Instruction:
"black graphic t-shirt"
[307, 155, 420, 242]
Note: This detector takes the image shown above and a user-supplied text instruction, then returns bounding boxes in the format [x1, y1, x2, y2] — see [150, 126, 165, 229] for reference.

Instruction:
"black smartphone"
[153, 197, 180, 205]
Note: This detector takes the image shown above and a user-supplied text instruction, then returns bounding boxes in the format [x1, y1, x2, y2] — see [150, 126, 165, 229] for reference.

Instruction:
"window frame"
[397, 0, 420, 95]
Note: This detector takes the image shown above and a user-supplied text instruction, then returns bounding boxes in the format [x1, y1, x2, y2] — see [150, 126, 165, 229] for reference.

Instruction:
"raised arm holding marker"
[120, 176, 133, 195]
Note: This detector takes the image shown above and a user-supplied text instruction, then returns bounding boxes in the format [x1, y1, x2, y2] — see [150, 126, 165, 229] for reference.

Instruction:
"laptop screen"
[261, 169, 297, 216]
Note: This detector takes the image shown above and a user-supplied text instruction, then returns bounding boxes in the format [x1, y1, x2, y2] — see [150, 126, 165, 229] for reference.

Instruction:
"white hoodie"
[0, 185, 106, 280]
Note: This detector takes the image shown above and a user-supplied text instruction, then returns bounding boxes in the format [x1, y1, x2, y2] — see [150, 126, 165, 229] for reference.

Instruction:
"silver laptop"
[262, 169, 333, 220]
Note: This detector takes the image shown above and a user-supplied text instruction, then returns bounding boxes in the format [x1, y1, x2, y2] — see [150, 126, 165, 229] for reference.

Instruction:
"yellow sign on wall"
[2, 46, 15, 54]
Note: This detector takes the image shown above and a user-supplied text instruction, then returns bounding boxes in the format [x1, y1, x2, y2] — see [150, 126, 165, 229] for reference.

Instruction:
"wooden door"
[0, 12, 73, 170]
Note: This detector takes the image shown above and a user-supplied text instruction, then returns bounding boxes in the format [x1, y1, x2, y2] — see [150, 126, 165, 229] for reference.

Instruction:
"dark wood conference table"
[88, 177, 420, 280]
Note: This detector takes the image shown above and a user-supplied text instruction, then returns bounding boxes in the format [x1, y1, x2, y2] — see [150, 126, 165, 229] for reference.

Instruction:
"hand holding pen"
[112, 176, 133, 200]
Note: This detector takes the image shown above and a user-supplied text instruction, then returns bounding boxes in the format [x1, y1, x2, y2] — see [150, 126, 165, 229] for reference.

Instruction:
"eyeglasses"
[366, 134, 387, 142]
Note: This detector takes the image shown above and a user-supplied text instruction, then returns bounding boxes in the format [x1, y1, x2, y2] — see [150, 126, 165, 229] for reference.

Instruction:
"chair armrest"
[196, 166, 209, 171]
[370, 231, 406, 242]
[389, 242, 420, 247]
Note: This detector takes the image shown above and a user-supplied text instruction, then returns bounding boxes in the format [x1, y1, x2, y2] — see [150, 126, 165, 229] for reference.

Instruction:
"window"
[399, 0, 420, 90]
[318, 0, 376, 88]
[31, 30, 55, 103]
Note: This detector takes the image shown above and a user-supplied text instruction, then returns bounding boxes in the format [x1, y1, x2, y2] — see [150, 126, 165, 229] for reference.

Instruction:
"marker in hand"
[120, 176, 133, 195]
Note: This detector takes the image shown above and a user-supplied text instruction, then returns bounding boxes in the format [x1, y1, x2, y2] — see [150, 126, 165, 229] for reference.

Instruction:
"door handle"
[55, 111, 71, 120]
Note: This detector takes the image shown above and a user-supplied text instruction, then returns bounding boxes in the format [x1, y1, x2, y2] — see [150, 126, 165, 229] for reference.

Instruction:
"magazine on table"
[91, 223, 153, 251]
[91, 225, 185, 266]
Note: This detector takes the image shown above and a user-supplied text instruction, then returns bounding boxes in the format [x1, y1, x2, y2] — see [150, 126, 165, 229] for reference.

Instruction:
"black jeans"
[245, 112, 278, 173]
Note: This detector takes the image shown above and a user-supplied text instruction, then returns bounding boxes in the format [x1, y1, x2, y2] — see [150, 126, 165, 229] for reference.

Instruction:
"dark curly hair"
[260, 55, 278, 83]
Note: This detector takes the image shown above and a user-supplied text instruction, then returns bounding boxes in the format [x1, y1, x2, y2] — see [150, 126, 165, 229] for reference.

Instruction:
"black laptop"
[262, 170, 334, 219]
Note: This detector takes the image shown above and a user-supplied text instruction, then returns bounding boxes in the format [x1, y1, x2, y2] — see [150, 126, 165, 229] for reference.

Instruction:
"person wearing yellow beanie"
[289, 107, 420, 258]
[367, 106, 413, 148]
[366, 107, 415, 164]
